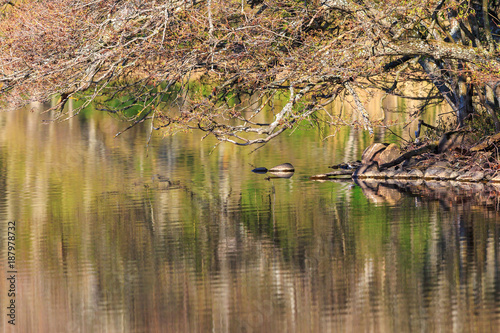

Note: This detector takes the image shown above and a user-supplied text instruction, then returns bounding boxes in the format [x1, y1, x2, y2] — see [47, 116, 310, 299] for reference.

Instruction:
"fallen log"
[378, 144, 438, 170]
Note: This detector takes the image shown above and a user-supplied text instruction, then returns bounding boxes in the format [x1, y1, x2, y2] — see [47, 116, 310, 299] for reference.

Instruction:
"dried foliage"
[1, 0, 500, 144]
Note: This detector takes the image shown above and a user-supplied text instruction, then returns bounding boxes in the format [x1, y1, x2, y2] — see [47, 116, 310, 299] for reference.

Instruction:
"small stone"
[384, 170, 396, 178]
[362, 169, 385, 179]
[252, 167, 268, 173]
[408, 169, 424, 179]
[424, 167, 446, 180]
[436, 168, 454, 179]
[394, 171, 411, 179]
[456, 171, 484, 182]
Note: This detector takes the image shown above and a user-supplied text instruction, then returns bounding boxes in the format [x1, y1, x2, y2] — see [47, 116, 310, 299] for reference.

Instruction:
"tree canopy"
[1, 0, 500, 145]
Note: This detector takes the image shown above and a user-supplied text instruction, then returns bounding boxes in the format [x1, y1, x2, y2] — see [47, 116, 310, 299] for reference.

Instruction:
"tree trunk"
[485, 84, 500, 132]
[456, 63, 473, 127]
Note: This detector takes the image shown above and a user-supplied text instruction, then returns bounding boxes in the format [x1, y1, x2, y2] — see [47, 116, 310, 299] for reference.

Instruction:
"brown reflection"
[356, 178, 500, 210]
[355, 179, 405, 205]
[0, 104, 499, 333]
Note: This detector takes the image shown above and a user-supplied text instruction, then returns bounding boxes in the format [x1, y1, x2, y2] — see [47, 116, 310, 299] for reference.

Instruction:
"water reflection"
[0, 106, 499, 332]
[266, 171, 294, 179]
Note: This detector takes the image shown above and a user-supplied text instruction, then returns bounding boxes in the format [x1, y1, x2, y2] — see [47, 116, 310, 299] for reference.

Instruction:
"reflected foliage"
[0, 107, 499, 332]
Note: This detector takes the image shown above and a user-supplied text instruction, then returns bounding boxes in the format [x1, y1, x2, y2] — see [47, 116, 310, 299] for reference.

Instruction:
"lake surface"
[1, 105, 499, 332]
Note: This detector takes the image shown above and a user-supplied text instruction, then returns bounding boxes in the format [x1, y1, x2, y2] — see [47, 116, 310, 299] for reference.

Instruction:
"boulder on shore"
[361, 143, 388, 165]
[374, 143, 401, 166]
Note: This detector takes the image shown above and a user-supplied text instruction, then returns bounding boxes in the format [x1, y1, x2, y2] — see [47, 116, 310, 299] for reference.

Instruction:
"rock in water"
[268, 163, 295, 172]
[252, 167, 268, 174]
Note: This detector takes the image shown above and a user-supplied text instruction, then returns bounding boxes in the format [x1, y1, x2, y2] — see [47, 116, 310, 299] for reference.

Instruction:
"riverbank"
[311, 130, 500, 184]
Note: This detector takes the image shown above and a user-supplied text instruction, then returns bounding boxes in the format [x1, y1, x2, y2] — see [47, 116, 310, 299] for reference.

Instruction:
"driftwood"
[470, 132, 500, 152]
[379, 144, 438, 170]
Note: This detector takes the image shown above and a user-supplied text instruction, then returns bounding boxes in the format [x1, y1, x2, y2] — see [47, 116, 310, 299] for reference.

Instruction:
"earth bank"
[312, 130, 500, 183]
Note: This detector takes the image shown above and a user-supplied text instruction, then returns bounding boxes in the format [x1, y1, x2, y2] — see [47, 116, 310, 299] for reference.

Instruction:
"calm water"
[0, 105, 499, 333]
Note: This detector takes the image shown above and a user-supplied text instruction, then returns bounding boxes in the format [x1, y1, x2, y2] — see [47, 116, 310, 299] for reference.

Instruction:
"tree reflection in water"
[0, 106, 498, 332]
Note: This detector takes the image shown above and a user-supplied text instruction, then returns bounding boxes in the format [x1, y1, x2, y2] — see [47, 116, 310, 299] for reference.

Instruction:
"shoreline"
[311, 132, 500, 184]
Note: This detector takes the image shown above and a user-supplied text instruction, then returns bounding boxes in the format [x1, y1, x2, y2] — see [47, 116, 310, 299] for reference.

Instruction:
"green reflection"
[0, 103, 498, 333]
